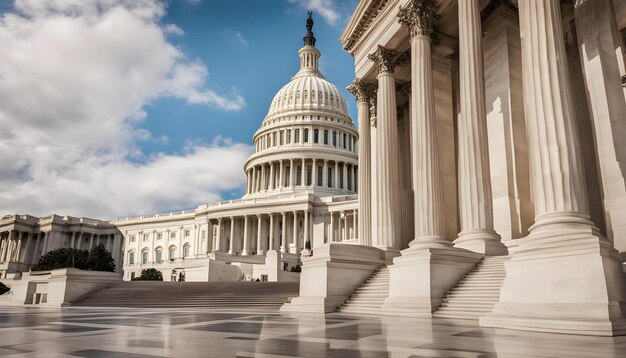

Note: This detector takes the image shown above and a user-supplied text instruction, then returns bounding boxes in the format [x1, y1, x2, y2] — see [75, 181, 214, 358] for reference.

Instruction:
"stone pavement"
[0, 306, 624, 357]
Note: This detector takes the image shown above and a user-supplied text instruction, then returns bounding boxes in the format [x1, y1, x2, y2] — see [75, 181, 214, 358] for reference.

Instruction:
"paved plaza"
[0, 306, 625, 357]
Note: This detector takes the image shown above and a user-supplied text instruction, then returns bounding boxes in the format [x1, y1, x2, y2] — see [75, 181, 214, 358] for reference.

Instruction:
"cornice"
[341, 0, 392, 54]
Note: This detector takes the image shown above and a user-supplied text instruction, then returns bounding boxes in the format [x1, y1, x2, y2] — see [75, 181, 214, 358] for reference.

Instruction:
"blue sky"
[141, 0, 359, 157]
[0, 0, 360, 218]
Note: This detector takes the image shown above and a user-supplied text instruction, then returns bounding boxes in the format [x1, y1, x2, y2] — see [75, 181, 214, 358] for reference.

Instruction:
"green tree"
[31, 244, 116, 272]
[132, 268, 163, 281]
[88, 244, 116, 272]
[0, 282, 9, 295]
[32, 248, 90, 271]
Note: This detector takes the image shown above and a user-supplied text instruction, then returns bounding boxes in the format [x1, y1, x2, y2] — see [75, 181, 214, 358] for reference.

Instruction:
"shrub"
[132, 268, 163, 281]
[0, 282, 9, 295]
[32, 244, 115, 272]
[290, 265, 301, 273]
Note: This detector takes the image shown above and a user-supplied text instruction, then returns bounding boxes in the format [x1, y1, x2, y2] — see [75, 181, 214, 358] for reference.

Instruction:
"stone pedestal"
[280, 243, 385, 314]
[381, 246, 481, 317]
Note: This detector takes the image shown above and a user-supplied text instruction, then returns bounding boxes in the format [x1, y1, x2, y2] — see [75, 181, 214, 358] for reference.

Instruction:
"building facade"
[283, 0, 626, 337]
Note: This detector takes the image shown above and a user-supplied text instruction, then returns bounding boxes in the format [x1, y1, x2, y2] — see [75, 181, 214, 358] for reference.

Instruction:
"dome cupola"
[243, 13, 359, 199]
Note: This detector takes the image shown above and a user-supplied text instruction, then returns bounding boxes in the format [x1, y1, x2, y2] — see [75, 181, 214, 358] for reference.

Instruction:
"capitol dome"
[243, 12, 358, 199]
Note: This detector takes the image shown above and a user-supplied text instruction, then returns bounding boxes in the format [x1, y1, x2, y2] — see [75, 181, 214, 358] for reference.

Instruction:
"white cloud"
[164, 23, 184, 36]
[289, 0, 341, 25]
[0, 0, 251, 219]
[233, 31, 248, 45]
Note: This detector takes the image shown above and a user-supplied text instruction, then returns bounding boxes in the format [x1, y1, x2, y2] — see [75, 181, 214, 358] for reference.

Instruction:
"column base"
[454, 229, 508, 256]
[241, 250, 249, 256]
[480, 215, 626, 336]
[381, 244, 482, 317]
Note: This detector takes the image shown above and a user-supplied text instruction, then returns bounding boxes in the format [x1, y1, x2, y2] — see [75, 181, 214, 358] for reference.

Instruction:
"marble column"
[216, 218, 223, 251]
[251, 166, 257, 193]
[329, 212, 335, 242]
[280, 212, 287, 253]
[396, 4, 449, 249]
[367, 46, 405, 251]
[289, 159, 295, 188]
[481, 0, 626, 336]
[256, 215, 263, 255]
[292, 211, 298, 253]
[228, 217, 235, 254]
[269, 162, 275, 190]
[334, 161, 339, 188]
[269, 214, 275, 251]
[279, 160, 284, 189]
[323, 160, 328, 187]
[311, 159, 317, 187]
[453, 0, 506, 256]
[301, 158, 306, 186]
[242, 215, 249, 255]
[304, 209, 309, 247]
[574, 0, 626, 256]
[261, 164, 266, 191]
[31, 233, 41, 264]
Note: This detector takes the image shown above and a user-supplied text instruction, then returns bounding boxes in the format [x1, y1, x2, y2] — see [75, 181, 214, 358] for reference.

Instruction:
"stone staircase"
[337, 266, 389, 314]
[433, 255, 509, 319]
[73, 281, 299, 310]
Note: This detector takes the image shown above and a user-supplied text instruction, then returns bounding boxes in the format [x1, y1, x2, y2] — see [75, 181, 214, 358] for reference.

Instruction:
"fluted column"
[311, 159, 317, 187]
[329, 212, 335, 242]
[368, 46, 405, 250]
[343, 163, 348, 190]
[251, 166, 257, 193]
[261, 164, 266, 191]
[256, 215, 263, 255]
[280, 212, 287, 252]
[304, 209, 309, 246]
[279, 160, 284, 189]
[269, 214, 275, 251]
[269, 162, 275, 190]
[349, 78, 375, 245]
[292, 211, 298, 253]
[398, 2, 449, 249]
[323, 160, 328, 187]
[301, 158, 306, 186]
[242, 215, 249, 255]
[334, 161, 339, 188]
[229, 217, 235, 254]
[289, 159, 295, 188]
[215, 218, 223, 251]
[453, 0, 506, 255]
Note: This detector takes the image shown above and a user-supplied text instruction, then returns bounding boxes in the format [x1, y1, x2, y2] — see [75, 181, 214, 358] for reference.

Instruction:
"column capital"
[347, 78, 377, 103]
[397, 0, 438, 38]
[367, 46, 408, 74]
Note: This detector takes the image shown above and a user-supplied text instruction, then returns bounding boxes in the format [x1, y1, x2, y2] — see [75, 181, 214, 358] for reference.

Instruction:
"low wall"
[281, 243, 385, 313]
[10, 269, 122, 307]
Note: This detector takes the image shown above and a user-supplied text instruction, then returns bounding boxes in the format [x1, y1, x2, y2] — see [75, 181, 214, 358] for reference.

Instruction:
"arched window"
[332, 131, 337, 147]
[323, 130, 329, 145]
[169, 246, 177, 262]
[155, 247, 163, 263]
[304, 128, 309, 143]
[141, 249, 149, 265]
[128, 251, 136, 265]
[183, 244, 191, 258]
[294, 129, 300, 143]
[313, 129, 319, 143]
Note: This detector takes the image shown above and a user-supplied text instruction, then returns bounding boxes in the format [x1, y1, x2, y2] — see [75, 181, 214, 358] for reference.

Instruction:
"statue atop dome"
[303, 11, 316, 47]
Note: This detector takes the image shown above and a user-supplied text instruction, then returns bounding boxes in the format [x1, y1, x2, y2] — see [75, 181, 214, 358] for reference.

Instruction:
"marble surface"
[0, 306, 624, 357]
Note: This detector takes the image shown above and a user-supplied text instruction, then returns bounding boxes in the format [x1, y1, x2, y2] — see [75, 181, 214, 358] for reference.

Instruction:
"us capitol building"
[3, 0, 626, 337]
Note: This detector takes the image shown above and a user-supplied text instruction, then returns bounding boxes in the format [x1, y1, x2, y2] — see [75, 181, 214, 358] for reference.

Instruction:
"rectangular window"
[157, 233, 162, 240]
[313, 129, 319, 143]
[129, 235, 136, 243]
[141, 251, 148, 264]
[273, 132, 277, 146]
[339, 165, 344, 189]
[328, 167, 333, 188]
[317, 167, 323, 186]
[129, 253, 135, 265]
[323, 130, 328, 145]
[307, 167, 312, 186]
[295, 129, 300, 143]
[304, 129, 309, 143]
[348, 168, 352, 191]
[170, 232, 176, 239]
[280, 131, 284, 145]
[343, 133, 347, 149]
[184, 229, 190, 237]
[143, 234, 149, 242]
[156, 251, 162, 263]
[287, 129, 291, 144]
[296, 165, 302, 186]
[332, 131, 337, 147]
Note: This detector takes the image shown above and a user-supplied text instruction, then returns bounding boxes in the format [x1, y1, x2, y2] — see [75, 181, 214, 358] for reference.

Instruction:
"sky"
[0, 0, 360, 220]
